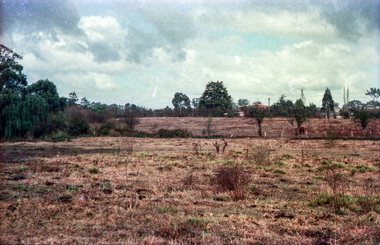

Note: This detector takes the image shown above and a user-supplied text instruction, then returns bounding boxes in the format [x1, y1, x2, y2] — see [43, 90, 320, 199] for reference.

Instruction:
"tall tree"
[191, 98, 199, 109]
[68, 91, 78, 106]
[172, 92, 191, 117]
[353, 109, 371, 137]
[27, 79, 66, 113]
[365, 88, 380, 107]
[242, 104, 268, 137]
[293, 99, 311, 136]
[237, 99, 250, 107]
[300, 89, 306, 105]
[199, 81, 232, 116]
[0, 45, 27, 93]
[322, 87, 334, 119]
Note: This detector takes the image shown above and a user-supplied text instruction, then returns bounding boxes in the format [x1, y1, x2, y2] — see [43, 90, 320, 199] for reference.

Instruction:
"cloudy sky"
[1, 0, 379, 108]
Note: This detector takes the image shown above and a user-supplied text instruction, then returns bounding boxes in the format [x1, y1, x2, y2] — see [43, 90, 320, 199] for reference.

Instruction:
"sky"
[1, 0, 379, 109]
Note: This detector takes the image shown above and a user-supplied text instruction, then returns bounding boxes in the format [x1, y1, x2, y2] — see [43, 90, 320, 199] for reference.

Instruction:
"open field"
[1, 136, 379, 244]
[135, 117, 380, 138]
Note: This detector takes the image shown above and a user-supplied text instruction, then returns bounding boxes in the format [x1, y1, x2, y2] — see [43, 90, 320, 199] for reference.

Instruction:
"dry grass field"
[1, 134, 379, 244]
[136, 117, 380, 138]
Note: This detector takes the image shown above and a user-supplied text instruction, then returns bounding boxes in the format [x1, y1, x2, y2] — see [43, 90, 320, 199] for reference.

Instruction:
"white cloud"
[3, 1, 379, 109]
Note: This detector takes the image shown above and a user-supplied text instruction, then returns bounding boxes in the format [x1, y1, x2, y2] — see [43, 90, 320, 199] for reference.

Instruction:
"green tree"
[0, 91, 48, 138]
[0, 45, 27, 93]
[322, 87, 334, 119]
[199, 81, 232, 116]
[242, 104, 268, 137]
[353, 109, 371, 137]
[270, 94, 294, 117]
[80, 97, 91, 108]
[172, 92, 191, 117]
[27, 79, 66, 113]
[66, 107, 90, 136]
[68, 91, 78, 106]
[293, 99, 311, 136]
[191, 98, 199, 109]
[365, 88, 380, 107]
[237, 99, 250, 107]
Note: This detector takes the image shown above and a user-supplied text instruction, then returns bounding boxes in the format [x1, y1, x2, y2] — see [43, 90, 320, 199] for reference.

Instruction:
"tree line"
[1, 45, 379, 139]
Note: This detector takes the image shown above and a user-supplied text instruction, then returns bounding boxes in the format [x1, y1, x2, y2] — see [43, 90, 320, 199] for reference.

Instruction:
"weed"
[158, 206, 178, 215]
[187, 218, 209, 228]
[274, 161, 285, 166]
[134, 152, 153, 158]
[213, 164, 251, 201]
[249, 186, 258, 191]
[17, 167, 28, 173]
[273, 169, 286, 174]
[250, 145, 271, 165]
[89, 168, 99, 174]
[58, 194, 72, 203]
[293, 164, 300, 169]
[356, 164, 373, 173]
[282, 154, 293, 159]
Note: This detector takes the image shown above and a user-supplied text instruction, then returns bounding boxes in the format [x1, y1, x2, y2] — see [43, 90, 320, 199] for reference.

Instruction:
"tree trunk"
[258, 123, 262, 137]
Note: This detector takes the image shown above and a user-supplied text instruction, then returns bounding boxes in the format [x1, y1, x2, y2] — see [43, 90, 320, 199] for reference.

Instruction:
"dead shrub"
[213, 165, 251, 201]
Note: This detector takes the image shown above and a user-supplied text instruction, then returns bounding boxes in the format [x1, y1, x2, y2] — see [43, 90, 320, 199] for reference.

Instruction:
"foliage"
[198, 81, 232, 116]
[213, 165, 251, 201]
[237, 99, 250, 107]
[322, 87, 334, 119]
[353, 109, 371, 136]
[191, 98, 199, 109]
[242, 104, 268, 137]
[0, 91, 48, 138]
[172, 92, 191, 116]
[66, 107, 90, 136]
[96, 121, 115, 136]
[124, 110, 140, 130]
[203, 116, 214, 137]
[33, 112, 66, 138]
[156, 128, 192, 138]
[68, 91, 78, 106]
[27, 79, 66, 113]
[249, 145, 271, 165]
[365, 88, 380, 104]
[0, 45, 27, 93]
[293, 99, 312, 136]
[270, 95, 294, 117]
[340, 110, 350, 119]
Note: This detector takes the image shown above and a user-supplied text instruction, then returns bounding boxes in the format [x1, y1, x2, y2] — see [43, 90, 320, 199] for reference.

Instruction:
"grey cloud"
[3, 0, 82, 35]
[125, 5, 197, 64]
[0, 2, 4, 36]
[126, 27, 160, 64]
[319, 0, 380, 41]
[88, 42, 121, 63]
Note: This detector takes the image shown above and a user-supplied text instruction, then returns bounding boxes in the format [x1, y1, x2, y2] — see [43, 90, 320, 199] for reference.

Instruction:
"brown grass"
[0, 136, 379, 244]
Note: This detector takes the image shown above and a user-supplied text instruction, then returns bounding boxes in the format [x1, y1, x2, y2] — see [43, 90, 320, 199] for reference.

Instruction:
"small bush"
[156, 128, 192, 138]
[96, 121, 115, 136]
[66, 108, 90, 136]
[250, 145, 271, 165]
[213, 165, 251, 201]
